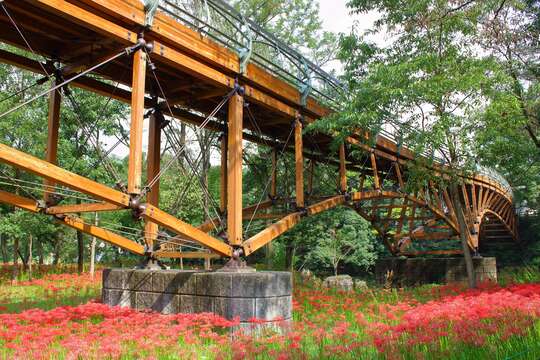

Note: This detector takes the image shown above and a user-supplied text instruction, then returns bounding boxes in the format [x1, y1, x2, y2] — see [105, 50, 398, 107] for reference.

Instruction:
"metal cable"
[1, 2, 51, 78]
[0, 50, 127, 120]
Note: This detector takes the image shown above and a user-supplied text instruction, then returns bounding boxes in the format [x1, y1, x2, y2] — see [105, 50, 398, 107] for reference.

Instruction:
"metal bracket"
[236, 15, 253, 74]
[142, 0, 160, 28]
[298, 57, 312, 107]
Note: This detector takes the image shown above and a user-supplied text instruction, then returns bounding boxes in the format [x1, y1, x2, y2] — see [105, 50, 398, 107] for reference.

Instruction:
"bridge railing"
[154, 0, 343, 108]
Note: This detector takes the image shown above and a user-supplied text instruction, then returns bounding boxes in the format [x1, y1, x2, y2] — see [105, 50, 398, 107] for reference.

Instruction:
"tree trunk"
[52, 242, 60, 266]
[89, 212, 98, 278]
[77, 229, 84, 274]
[18, 246, 28, 271]
[0, 234, 8, 263]
[450, 183, 476, 289]
[11, 238, 19, 284]
[28, 235, 33, 281]
[285, 242, 295, 271]
[37, 238, 44, 265]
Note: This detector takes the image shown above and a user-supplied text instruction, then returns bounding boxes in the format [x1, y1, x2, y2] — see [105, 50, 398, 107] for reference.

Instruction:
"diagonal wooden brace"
[0, 143, 130, 207]
[46, 202, 123, 215]
[141, 204, 233, 257]
[0, 189, 143, 255]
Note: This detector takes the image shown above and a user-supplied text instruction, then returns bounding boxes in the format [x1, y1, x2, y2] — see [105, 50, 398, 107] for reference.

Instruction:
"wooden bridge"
[0, 0, 517, 262]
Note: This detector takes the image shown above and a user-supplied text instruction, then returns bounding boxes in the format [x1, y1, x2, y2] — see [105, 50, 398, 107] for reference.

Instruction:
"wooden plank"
[150, 41, 232, 89]
[46, 202, 122, 214]
[33, 0, 137, 44]
[401, 249, 463, 256]
[339, 143, 347, 192]
[307, 196, 346, 216]
[220, 134, 227, 213]
[471, 184, 478, 218]
[60, 215, 145, 255]
[227, 93, 243, 245]
[477, 185, 483, 213]
[141, 204, 232, 257]
[144, 112, 161, 248]
[0, 143, 130, 206]
[0, 190, 39, 213]
[243, 213, 288, 220]
[370, 152, 380, 190]
[295, 116, 304, 207]
[154, 251, 220, 259]
[243, 212, 301, 255]
[394, 162, 404, 189]
[127, 48, 146, 195]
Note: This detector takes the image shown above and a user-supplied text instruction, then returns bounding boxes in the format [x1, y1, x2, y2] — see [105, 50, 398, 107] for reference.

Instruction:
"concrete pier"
[375, 257, 497, 286]
[102, 269, 292, 327]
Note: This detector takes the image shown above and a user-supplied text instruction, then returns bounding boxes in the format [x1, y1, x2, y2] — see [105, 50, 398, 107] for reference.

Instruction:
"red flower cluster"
[2, 268, 540, 359]
[0, 302, 239, 359]
[367, 283, 540, 352]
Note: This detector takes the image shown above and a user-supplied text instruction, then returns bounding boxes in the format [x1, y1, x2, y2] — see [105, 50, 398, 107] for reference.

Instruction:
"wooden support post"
[270, 148, 277, 199]
[44, 78, 61, 204]
[359, 173, 365, 191]
[127, 48, 146, 195]
[471, 184, 478, 218]
[144, 112, 161, 249]
[394, 162, 404, 190]
[339, 143, 347, 193]
[227, 92, 243, 246]
[370, 152, 380, 190]
[295, 115, 304, 208]
[220, 134, 227, 213]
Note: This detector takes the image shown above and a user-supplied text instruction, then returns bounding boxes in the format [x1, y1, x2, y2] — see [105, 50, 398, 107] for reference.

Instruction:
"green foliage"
[278, 206, 382, 275]
[304, 207, 378, 275]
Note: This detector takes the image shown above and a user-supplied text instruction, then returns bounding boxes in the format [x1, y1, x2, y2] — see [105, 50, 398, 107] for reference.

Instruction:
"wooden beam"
[471, 184, 478, 218]
[127, 48, 146, 195]
[295, 116, 304, 207]
[220, 134, 227, 213]
[46, 202, 122, 215]
[339, 143, 347, 192]
[32, 0, 137, 45]
[141, 204, 233, 257]
[154, 251, 220, 259]
[0, 143, 130, 206]
[394, 162, 404, 190]
[308, 196, 346, 216]
[60, 215, 145, 255]
[370, 152, 380, 190]
[0, 189, 39, 213]
[243, 212, 301, 256]
[227, 92, 243, 246]
[144, 112, 161, 249]
[44, 78, 61, 205]
[401, 249, 463, 256]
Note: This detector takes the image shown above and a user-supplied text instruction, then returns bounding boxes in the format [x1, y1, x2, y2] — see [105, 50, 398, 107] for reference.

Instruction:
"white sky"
[319, 0, 359, 34]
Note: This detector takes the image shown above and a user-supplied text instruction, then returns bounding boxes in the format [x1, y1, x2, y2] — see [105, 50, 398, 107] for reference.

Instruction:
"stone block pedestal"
[102, 269, 292, 327]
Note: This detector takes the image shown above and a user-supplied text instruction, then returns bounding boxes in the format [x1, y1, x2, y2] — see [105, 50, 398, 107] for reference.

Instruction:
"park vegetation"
[0, 0, 539, 358]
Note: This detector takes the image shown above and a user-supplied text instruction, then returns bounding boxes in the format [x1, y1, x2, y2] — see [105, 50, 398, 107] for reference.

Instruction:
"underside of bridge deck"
[0, 0, 517, 263]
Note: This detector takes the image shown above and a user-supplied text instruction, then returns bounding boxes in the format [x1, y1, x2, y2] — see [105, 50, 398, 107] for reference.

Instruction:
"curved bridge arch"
[0, 0, 516, 262]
